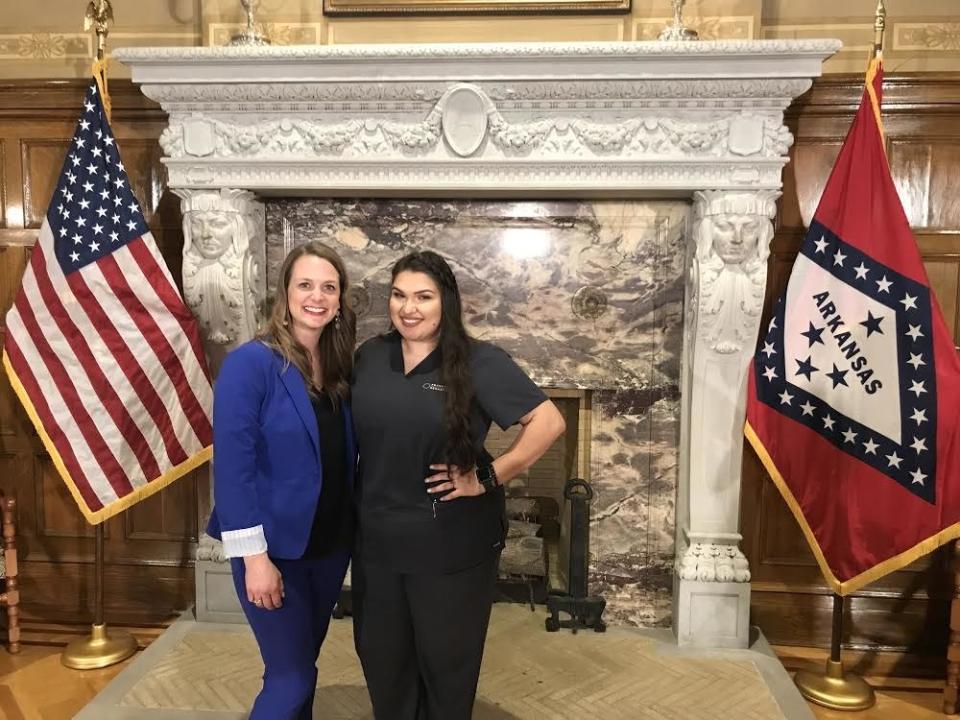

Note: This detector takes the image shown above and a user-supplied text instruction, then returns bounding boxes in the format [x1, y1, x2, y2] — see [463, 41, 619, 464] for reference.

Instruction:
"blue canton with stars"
[755, 220, 938, 504]
[49, 81, 148, 274]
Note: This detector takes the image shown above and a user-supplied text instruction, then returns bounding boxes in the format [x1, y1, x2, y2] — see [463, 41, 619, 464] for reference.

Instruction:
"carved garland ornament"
[159, 87, 793, 161]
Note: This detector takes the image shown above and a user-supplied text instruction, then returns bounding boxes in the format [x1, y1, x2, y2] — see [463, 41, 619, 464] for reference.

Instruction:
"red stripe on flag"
[66, 271, 189, 467]
[127, 237, 211, 384]
[4, 332, 103, 512]
[96, 253, 213, 446]
[14, 290, 133, 499]
[31, 249, 162, 482]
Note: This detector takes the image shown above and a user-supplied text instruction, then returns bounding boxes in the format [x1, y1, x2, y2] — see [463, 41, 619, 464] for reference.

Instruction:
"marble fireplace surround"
[116, 40, 840, 648]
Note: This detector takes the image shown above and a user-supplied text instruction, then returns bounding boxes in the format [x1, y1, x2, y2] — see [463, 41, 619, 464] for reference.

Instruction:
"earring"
[334, 311, 341, 328]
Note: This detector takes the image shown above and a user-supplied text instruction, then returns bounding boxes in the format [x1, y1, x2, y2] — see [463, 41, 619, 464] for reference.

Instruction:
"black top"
[351, 332, 547, 573]
[302, 392, 354, 559]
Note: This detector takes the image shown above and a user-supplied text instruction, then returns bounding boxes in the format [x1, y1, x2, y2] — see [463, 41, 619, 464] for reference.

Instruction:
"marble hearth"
[116, 40, 840, 648]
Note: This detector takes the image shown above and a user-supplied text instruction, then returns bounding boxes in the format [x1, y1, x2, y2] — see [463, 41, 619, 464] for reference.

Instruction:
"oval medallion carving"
[572, 286, 608, 319]
[441, 85, 489, 158]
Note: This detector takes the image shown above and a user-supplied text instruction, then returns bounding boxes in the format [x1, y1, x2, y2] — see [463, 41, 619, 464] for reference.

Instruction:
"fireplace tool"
[545, 479, 606, 633]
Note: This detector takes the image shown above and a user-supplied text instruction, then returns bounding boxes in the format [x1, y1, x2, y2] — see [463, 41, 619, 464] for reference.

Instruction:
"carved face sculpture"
[189, 211, 235, 260]
[706, 214, 762, 265]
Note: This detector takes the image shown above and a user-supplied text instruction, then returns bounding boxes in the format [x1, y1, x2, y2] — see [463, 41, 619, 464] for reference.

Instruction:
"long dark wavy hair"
[391, 251, 477, 469]
[259, 241, 357, 405]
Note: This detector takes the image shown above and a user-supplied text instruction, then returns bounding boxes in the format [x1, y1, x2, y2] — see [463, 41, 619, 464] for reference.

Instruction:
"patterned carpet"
[76, 604, 809, 720]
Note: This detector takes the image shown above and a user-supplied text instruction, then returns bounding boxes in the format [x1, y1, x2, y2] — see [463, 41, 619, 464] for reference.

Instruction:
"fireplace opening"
[485, 388, 590, 605]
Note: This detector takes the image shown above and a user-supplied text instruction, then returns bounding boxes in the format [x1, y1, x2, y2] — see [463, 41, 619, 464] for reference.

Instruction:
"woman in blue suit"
[208, 241, 357, 720]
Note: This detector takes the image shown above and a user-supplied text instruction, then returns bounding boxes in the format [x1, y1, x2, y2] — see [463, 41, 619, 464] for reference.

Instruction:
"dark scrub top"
[351, 331, 547, 574]
[302, 392, 355, 558]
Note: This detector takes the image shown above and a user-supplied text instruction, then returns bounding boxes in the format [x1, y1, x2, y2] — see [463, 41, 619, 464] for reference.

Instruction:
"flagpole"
[873, 0, 887, 59]
[61, 0, 137, 670]
[791, 2, 888, 711]
[793, 594, 875, 710]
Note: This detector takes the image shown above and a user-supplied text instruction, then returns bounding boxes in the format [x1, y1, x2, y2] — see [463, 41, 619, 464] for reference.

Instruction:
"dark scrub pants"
[350, 332, 546, 720]
[353, 552, 500, 720]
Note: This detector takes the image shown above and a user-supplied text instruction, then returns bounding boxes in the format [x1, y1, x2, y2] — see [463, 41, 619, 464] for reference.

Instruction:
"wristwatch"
[475, 464, 499, 494]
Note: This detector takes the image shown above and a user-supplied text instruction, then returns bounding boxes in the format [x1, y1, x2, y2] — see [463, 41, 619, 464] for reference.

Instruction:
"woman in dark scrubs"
[351, 250, 565, 719]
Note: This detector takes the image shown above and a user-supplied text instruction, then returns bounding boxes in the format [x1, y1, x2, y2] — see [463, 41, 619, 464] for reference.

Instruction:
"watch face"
[477, 464, 497, 491]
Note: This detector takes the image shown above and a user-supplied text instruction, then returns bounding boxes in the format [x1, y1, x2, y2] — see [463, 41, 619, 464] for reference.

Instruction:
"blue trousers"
[231, 550, 349, 720]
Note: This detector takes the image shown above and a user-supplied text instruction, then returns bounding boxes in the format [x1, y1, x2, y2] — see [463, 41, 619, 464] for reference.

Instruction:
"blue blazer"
[207, 340, 356, 559]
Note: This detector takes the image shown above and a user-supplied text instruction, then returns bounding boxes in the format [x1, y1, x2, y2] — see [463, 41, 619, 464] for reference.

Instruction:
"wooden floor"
[0, 639, 949, 719]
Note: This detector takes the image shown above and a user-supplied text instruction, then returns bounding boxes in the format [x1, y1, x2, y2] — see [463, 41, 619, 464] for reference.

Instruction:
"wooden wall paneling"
[125, 483, 196, 542]
[0, 139, 6, 227]
[21, 138, 73, 229]
[0, 245, 30, 442]
[927, 144, 960, 229]
[742, 73, 960, 668]
[0, 244, 29, 319]
[0, 80, 201, 632]
[889, 141, 933, 229]
[18, 555, 192, 626]
[34, 453, 95, 543]
[784, 140, 844, 229]
[922, 249, 960, 343]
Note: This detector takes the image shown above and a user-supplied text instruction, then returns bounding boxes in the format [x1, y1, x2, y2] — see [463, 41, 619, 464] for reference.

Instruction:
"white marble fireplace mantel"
[116, 40, 840, 648]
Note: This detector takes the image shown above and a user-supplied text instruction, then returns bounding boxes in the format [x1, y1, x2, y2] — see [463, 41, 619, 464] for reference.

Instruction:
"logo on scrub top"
[422, 382, 447, 392]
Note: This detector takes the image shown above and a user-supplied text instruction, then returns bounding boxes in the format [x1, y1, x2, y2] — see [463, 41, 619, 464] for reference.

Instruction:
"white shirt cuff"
[220, 525, 268, 558]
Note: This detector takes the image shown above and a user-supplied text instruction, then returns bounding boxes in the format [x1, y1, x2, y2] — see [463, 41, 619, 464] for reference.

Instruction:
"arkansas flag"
[745, 57, 960, 595]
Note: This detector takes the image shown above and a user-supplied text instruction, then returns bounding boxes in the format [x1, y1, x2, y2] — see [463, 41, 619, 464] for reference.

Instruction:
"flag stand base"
[795, 659, 876, 711]
[61, 623, 137, 669]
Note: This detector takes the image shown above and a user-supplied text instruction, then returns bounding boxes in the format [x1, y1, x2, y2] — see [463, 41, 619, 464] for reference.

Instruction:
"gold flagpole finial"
[84, 0, 114, 120]
[873, 0, 887, 59]
[84, 0, 114, 62]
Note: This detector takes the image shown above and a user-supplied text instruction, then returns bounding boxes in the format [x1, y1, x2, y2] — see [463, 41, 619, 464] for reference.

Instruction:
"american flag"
[1, 78, 213, 524]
